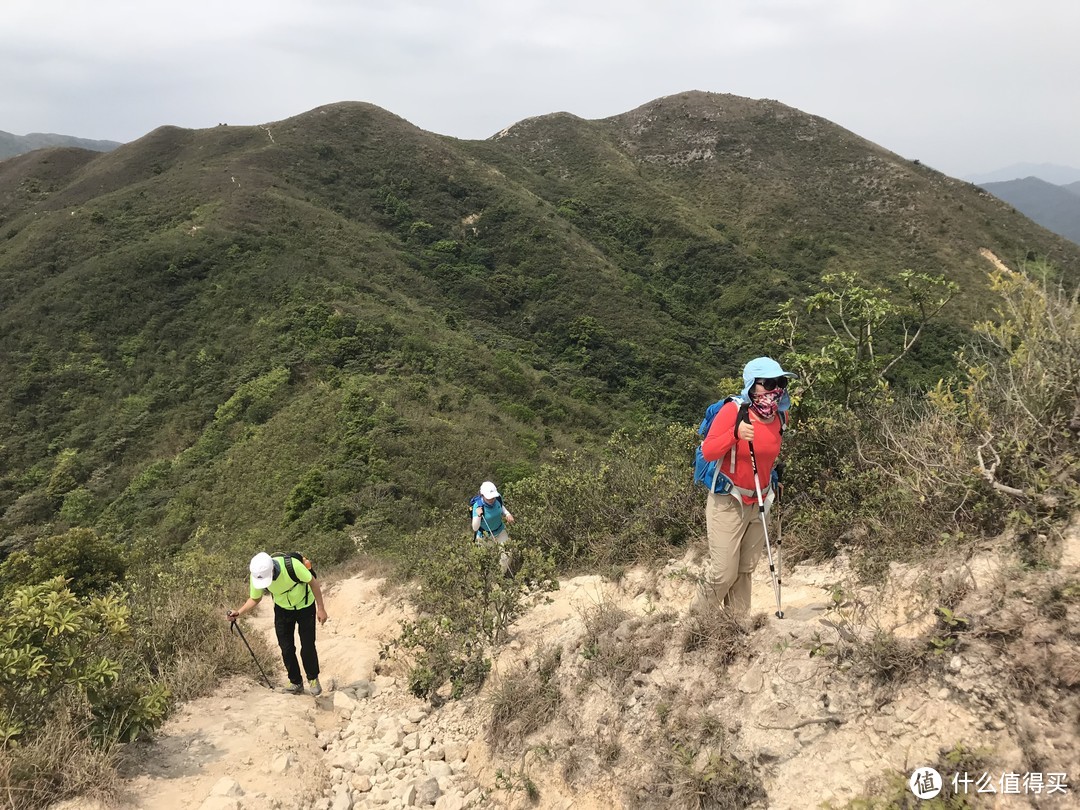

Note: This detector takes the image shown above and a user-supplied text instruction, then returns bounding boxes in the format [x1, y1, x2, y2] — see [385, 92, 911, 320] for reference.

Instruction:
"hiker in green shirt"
[227, 552, 328, 696]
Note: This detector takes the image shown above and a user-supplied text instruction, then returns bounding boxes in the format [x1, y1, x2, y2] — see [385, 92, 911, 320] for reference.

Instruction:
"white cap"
[479, 481, 499, 499]
[249, 552, 274, 589]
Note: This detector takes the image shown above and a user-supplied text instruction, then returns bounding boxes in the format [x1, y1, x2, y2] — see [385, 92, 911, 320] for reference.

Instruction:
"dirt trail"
[61, 576, 405, 810]
[51, 518, 1080, 809]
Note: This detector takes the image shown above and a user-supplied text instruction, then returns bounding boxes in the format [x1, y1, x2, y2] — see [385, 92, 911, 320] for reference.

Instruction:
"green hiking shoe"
[280, 682, 304, 695]
[308, 679, 322, 697]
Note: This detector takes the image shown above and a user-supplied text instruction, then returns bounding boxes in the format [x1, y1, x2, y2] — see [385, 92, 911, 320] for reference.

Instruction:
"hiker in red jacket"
[691, 357, 794, 615]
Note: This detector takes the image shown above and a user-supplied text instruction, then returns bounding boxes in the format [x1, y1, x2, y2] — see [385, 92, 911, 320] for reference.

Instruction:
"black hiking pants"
[274, 602, 319, 685]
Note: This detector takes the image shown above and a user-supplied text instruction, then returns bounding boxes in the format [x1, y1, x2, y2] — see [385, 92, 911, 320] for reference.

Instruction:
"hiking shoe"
[280, 682, 304, 695]
[308, 679, 322, 697]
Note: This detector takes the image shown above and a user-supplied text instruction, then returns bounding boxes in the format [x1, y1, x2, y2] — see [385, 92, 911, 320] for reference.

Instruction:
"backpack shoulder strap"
[734, 401, 751, 432]
[282, 554, 298, 583]
[275, 552, 313, 590]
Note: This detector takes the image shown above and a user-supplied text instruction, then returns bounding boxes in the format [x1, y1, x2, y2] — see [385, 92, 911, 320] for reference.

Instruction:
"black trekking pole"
[229, 615, 274, 690]
[747, 442, 784, 619]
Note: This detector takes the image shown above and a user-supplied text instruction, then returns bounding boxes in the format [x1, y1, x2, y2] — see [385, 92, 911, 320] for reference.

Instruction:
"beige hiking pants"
[691, 492, 767, 615]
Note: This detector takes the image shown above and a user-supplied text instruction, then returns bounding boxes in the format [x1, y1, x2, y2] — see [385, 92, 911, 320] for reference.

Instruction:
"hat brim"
[251, 573, 273, 589]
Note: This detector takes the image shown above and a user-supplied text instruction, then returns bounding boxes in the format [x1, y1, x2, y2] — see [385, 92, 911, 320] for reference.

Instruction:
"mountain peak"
[965, 162, 1080, 185]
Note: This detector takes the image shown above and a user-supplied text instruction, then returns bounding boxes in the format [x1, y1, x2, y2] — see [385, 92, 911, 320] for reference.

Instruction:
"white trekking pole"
[747, 441, 783, 619]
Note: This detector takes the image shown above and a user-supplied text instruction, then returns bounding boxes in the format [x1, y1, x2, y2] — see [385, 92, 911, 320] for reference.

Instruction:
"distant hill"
[2, 90, 1079, 561]
[0, 129, 122, 160]
[966, 162, 1080, 185]
[981, 177, 1080, 245]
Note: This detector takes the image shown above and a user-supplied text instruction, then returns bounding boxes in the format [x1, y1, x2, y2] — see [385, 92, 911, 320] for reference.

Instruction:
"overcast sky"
[3, 0, 1077, 179]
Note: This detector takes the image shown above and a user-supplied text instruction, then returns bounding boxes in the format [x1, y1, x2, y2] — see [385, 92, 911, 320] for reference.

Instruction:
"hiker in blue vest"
[471, 480, 515, 575]
[227, 552, 328, 695]
[691, 357, 794, 616]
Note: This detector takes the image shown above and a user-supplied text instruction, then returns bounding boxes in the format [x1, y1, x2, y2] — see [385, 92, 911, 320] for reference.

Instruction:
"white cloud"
[1, 0, 1077, 177]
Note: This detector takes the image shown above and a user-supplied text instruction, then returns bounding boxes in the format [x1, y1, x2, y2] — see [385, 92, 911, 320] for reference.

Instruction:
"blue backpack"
[692, 397, 786, 494]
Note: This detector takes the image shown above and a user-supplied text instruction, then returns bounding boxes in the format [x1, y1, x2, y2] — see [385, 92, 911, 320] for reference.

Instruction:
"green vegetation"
[1, 92, 1078, 805]
[0, 553, 274, 808]
[384, 524, 557, 700]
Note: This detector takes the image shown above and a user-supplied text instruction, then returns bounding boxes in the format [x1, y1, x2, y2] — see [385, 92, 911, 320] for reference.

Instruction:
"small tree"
[757, 270, 959, 565]
[389, 527, 557, 700]
[761, 270, 958, 410]
[0, 578, 161, 746]
[962, 259, 1080, 518]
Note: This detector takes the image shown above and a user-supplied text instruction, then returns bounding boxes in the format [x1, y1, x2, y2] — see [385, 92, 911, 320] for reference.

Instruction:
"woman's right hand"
[737, 420, 755, 442]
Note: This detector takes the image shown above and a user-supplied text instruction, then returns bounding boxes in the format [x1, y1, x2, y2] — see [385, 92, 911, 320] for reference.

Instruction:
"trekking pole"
[481, 511, 497, 542]
[480, 511, 512, 577]
[228, 614, 274, 689]
[747, 442, 784, 619]
[774, 463, 784, 592]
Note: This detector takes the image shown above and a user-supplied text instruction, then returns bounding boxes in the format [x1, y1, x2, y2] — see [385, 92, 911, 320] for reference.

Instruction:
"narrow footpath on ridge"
[53, 515, 1080, 809]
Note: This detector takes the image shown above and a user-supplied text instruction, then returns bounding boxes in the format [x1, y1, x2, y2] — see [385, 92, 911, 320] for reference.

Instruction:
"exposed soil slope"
[54, 517, 1080, 809]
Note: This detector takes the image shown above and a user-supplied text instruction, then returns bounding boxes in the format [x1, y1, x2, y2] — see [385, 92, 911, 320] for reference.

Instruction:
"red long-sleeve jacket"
[701, 401, 784, 504]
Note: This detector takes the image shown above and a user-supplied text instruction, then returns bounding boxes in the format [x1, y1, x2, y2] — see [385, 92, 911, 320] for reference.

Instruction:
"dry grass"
[665, 746, 765, 810]
[132, 583, 278, 700]
[593, 727, 622, 767]
[832, 742, 990, 809]
[579, 602, 671, 686]
[0, 712, 119, 810]
[850, 629, 926, 685]
[680, 608, 761, 668]
[486, 646, 562, 752]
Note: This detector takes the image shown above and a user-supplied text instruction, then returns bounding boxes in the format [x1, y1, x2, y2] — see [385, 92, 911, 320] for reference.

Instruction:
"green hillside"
[2, 91, 1078, 564]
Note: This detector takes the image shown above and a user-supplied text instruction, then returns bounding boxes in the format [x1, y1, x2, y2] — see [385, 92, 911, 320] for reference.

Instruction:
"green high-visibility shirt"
[250, 555, 315, 609]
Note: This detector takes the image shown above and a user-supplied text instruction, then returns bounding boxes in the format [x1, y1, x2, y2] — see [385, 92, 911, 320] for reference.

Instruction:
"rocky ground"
[53, 516, 1080, 809]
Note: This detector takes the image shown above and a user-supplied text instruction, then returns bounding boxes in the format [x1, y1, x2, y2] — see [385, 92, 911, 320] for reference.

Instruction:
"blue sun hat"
[740, 357, 796, 411]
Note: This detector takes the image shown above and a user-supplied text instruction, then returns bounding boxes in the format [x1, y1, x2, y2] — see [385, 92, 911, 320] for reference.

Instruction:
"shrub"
[775, 259, 1078, 575]
[960, 261, 1080, 530]
[0, 543, 281, 807]
[0, 528, 126, 596]
[283, 466, 328, 523]
[512, 424, 701, 569]
[0, 579, 132, 747]
[387, 521, 557, 701]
